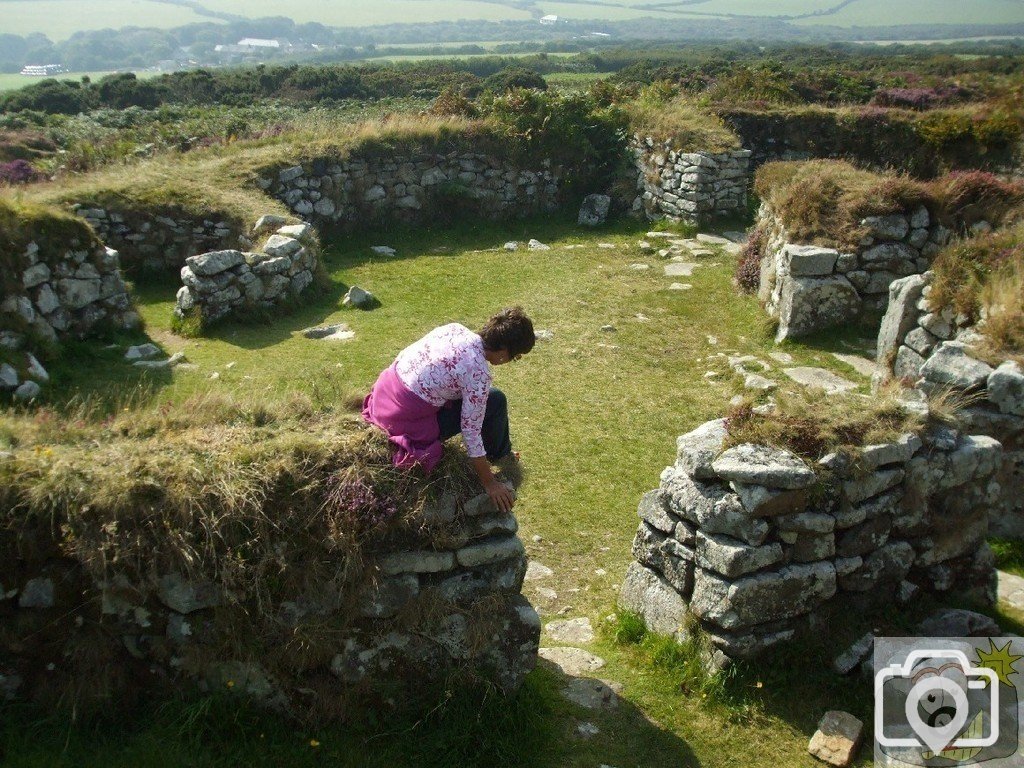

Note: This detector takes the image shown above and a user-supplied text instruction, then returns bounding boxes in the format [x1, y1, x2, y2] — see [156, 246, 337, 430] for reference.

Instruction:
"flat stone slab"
[711, 444, 815, 490]
[782, 367, 858, 394]
[302, 324, 355, 341]
[830, 353, 879, 378]
[525, 561, 554, 581]
[539, 647, 606, 675]
[808, 710, 863, 768]
[696, 233, 732, 246]
[545, 617, 595, 645]
[664, 262, 699, 277]
[668, 283, 692, 290]
[560, 678, 622, 710]
[998, 570, 1024, 611]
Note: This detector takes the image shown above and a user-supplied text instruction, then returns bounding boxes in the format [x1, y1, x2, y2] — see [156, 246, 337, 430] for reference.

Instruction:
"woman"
[361, 307, 535, 513]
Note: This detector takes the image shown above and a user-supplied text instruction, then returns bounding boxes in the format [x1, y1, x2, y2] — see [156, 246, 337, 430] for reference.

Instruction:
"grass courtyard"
[3, 212, 1022, 767]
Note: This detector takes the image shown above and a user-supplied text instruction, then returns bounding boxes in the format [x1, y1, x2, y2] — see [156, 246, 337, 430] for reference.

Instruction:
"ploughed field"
[12, 216, 1022, 767]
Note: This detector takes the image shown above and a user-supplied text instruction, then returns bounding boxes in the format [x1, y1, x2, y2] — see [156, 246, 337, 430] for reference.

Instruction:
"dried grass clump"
[627, 96, 741, 154]
[754, 160, 932, 250]
[723, 385, 919, 463]
[0, 391, 477, 613]
[930, 223, 1024, 356]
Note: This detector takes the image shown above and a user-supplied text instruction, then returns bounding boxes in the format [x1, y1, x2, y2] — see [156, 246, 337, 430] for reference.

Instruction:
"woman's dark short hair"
[479, 306, 535, 358]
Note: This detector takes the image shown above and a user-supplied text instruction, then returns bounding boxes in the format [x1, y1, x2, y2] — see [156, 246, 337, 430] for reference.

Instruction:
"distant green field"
[0, 0, 217, 40]
[0, 70, 159, 93]
[3, 0, 1023, 42]
[200, 0, 532, 25]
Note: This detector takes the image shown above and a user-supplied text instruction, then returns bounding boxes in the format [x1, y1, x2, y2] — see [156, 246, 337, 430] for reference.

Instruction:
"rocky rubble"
[173, 220, 321, 327]
[621, 417, 1000, 660]
[632, 139, 751, 224]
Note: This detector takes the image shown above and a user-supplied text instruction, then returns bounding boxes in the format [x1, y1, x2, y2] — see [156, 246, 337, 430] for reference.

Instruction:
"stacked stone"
[756, 203, 951, 342]
[174, 222, 320, 325]
[1, 487, 539, 709]
[75, 205, 246, 273]
[631, 138, 751, 224]
[878, 272, 1024, 539]
[263, 152, 561, 227]
[621, 418, 1001, 660]
[2, 238, 137, 354]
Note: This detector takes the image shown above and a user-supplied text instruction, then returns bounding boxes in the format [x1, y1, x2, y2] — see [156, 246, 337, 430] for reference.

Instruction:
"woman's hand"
[486, 479, 516, 514]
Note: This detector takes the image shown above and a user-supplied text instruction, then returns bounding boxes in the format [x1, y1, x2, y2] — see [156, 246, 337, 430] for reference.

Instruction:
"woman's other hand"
[485, 479, 515, 514]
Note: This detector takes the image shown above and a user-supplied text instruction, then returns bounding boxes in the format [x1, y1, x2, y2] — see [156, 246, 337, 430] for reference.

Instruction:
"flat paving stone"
[783, 367, 858, 394]
[831, 353, 880, 378]
[664, 262, 700, 277]
[999, 570, 1024, 611]
[668, 283, 692, 290]
[539, 647, 606, 675]
[302, 324, 355, 341]
[546, 617, 595, 644]
[561, 678, 623, 710]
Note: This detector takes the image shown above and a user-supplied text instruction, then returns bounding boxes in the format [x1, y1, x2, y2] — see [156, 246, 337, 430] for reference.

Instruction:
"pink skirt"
[362, 363, 445, 473]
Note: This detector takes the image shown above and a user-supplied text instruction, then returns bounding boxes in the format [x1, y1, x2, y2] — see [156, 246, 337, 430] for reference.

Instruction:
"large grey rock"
[13, 381, 40, 401]
[186, 250, 245, 276]
[675, 419, 728, 480]
[711, 444, 815, 490]
[456, 536, 524, 567]
[988, 361, 1024, 416]
[920, 341, 994, 391]
[25, 354, 48, 383]
[578, 194, 611, 226]
[731, 483, 808, 518]
[861, 214, 909, 240]
[775, 275, 860, 342]
[782, 244, 838, 276]
[125, 343, 161, 361]
[276, 223, 313, 242]
[832, 633, 874, 675]
[0, 363, 17, 389]
[843, 468, 904, 505]
[893, 345, 926, 380]
[618, 562, 688, 637]
[157, 573, 222, 614]
[876, 274, 926, 365]
[57, 278, 100, 310]
[637, 490, 676, 534]
[861, 242, 916, 268]
[662, 470, 770, 545]
[18, 577, 54, 608]
[379, 550, 455, 575]
[690, 561, 837, 630]
[262, 235, 302, 259]
[696, 531, 783, 578]
[917, 608, 1000, 637]
[23, 262, 51, 288]
[838, 541, 913, 591]
[252, 214, 288, 235]
[359, 575, 419, 619]
[858, 433, 921, 470]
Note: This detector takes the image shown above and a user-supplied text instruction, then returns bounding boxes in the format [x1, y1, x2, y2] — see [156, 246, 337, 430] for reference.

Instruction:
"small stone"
[668, 282, 692, 290]
[600, 324, 616, 332]
[0, 364, 18, 389]
[342, 285, 375, 309]
[528, 239, 551, 251]
[125, 343, 161, 361]
[782, 367, 857, 395]
[535, 329, 554, 341]
[370, 246, 396, 256]
[576, 722, 600, 738]
[664, 262, 699, 277]
[832, 633, 873, 675]
[807, 710, 863, 767]
[525, 561, 554, 581]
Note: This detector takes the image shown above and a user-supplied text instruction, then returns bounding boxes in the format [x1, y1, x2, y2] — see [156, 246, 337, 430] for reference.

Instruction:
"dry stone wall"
[75, 204, 248, 274]
[756, 202, 953, 342]
[877, 272, 1024, 539]
[1, 227, 139, 400]
[631, 138, 751, 224]
[263, 151, 562, 228]
[620, 419, 1000, 661]
[0, 487, 539, 711]
[174, 220, 322, 326]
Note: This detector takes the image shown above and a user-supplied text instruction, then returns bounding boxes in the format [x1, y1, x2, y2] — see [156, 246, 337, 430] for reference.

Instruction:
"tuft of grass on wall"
[627, 96, 740, 154]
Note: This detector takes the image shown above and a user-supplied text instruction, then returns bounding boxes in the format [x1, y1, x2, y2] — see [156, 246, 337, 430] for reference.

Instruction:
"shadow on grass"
[0, 665, 698, 768]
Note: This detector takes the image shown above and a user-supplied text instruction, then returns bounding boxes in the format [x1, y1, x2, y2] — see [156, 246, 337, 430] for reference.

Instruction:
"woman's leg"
[435, 388, 513, 460]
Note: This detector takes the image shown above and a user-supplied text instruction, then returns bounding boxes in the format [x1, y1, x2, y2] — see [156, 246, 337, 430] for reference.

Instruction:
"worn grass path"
[13, 214, 1021, 768]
